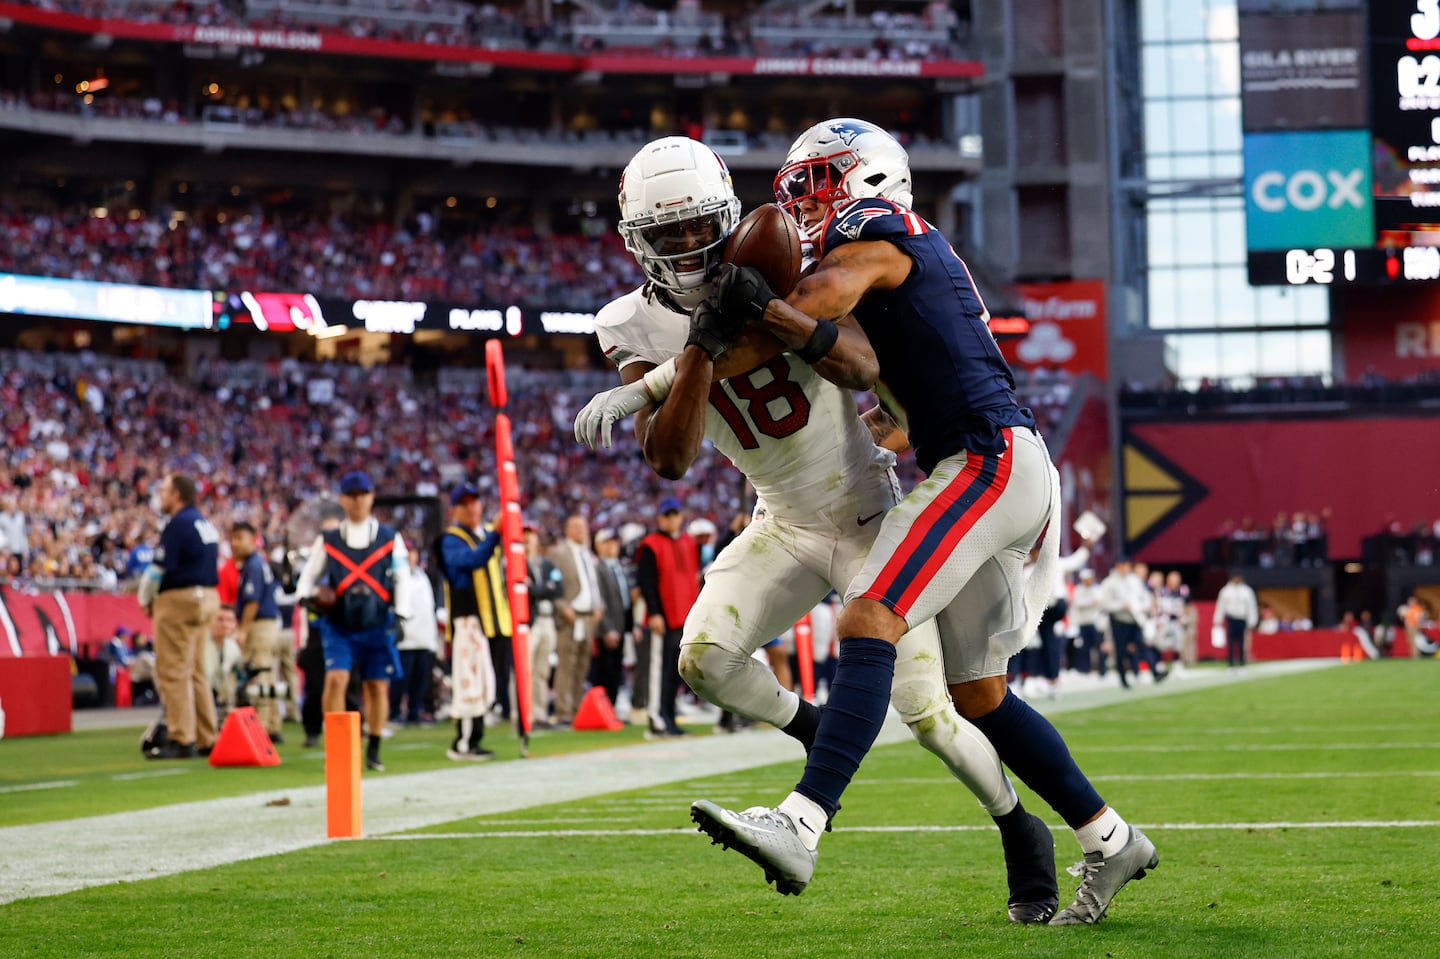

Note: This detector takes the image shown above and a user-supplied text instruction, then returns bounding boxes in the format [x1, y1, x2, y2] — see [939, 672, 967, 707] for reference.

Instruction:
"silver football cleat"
[690, 801, 818, 895]
[1050, 825, 1159, 925]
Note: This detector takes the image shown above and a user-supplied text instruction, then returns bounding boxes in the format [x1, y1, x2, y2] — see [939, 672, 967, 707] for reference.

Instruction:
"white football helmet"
[618, 137, 742, 310]
[773, 118, 913, 235]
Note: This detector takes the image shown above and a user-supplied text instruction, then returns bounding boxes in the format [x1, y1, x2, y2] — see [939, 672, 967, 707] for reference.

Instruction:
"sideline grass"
[0, 720, 657, 827]
[4, 661, 1437, 959]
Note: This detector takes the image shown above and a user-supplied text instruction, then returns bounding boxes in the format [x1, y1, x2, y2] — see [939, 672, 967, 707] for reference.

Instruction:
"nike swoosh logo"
[857, 511, 885, 527]
[1100, 826, 1117, 843]
[797, 816, 817, 834]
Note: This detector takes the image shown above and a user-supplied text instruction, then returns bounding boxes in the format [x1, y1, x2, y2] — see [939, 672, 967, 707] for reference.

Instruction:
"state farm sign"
[1001, 280, 1108, 379]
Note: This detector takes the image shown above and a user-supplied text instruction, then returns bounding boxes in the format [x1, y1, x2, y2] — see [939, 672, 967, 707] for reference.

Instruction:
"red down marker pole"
[487, 338, 532, 755]
[794, 613, 815, 703]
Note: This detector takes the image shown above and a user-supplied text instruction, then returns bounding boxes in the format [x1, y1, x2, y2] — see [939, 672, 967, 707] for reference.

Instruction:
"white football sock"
[778, 792, 828, 851]
[1074, 806, 1129, 858]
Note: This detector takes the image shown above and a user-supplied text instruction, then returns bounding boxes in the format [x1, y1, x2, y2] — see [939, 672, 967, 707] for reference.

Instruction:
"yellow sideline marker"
[325, 712, 362, 838]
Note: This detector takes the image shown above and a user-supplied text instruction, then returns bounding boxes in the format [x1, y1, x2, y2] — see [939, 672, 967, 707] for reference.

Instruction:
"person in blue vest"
[137, 473, 221, 759]
[295, 471, 410, 772]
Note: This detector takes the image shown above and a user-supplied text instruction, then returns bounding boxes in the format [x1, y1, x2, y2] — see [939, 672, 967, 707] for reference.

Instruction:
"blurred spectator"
[1400, 595, 1429, 660]
[547, 513, 603, 728]
[129, 633, 159, 704]
[1216, 574, 1259, 672]
[390, 553, 440, 726]
[0, 493, 26, 562]
[204, 604, 243, 713]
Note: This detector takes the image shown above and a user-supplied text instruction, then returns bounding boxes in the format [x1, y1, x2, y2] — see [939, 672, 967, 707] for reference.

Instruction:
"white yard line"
[1075, 742, 1437, 752]
[0, 781, 78, 795]
[863, 770, 1440, 785]
[378, 819, 1440, 841]
[0, 658, 1336, 905]
[111, 769, 190, 782]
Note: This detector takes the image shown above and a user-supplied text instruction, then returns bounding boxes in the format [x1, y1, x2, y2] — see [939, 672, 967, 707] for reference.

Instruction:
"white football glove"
[574, 379, 653, 449]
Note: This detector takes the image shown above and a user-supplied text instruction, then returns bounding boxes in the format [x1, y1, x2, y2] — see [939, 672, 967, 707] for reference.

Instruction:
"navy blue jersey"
[819, 197, 1037, 474]
[156, 505, 220, 591]
[237, 551, 281, 621]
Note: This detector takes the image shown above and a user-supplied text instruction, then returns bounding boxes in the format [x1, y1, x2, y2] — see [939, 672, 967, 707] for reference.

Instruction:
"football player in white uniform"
[575, 135, 1059, 922]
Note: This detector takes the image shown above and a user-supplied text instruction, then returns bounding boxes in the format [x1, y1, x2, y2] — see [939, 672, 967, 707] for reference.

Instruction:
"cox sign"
[1243, 131, 1373, 250]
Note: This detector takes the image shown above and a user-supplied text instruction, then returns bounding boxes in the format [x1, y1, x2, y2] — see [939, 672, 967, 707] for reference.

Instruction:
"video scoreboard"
[1243, 1, 1440, 285]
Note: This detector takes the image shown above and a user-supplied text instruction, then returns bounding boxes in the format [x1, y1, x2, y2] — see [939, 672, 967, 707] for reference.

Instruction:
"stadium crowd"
[0, 87, 963, 160]
[0, 347, 1089, 593]
[0, 89, 409, 136]
[0, 204, 642, 309]
[1206, 511, 1331, 568]
[16, 0, 965, 59]
[0, 351, 746, 591]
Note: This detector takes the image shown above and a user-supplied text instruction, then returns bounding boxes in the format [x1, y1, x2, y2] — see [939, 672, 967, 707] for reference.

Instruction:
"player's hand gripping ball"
[711, 264, 775, 324]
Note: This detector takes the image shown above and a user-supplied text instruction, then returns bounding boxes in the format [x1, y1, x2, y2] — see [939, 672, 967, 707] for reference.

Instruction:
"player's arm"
[861, 405, 911, 454]
[624, 349, 712, 481]
[717, 239, 911, 390]
[441, 528, 499, 575]
[769, 240, 911, 388]
[709, 326, 787, 379]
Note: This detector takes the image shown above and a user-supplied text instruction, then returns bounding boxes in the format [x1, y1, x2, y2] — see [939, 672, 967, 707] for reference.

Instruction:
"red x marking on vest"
[325, 539, 395, 603]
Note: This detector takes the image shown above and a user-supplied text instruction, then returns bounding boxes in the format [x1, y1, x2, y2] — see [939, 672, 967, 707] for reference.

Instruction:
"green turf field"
[3, 660, 1437, 958]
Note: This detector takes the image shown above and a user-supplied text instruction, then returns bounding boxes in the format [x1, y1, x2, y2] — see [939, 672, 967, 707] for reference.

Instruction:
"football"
[722, 203, 803, 297]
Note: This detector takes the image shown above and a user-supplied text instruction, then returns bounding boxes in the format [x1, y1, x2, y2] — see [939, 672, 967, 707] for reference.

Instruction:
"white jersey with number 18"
[594, 287, 892, 520]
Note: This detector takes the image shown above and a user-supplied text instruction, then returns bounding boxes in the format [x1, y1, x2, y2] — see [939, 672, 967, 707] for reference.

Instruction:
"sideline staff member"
[138, 473, 221, 759]
[437, 482, 504, 761]
[231, 521, 285, 743]
[295, 471, 410, 772]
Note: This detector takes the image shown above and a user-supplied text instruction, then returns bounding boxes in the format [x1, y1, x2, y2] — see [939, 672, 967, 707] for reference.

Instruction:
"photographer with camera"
[294, 472, 410, 772]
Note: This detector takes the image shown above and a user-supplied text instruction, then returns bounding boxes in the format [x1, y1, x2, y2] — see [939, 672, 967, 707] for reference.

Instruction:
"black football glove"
[686, 300, 743, 360]
[712, 262, 776, 324]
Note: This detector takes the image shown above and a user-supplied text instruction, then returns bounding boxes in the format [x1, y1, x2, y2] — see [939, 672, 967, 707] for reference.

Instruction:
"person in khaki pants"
[138, 474, 222, 759]
[230, 521, 285, 743]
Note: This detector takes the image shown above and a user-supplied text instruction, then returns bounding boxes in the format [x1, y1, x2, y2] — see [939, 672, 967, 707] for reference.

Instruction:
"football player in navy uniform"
[687, 119, 1158, 925]
[576, 135, 1057, 921]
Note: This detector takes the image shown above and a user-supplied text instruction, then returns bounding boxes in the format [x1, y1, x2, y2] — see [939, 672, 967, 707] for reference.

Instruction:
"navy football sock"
[794, 637, 896, 818]
[969, 689, 1105, 829]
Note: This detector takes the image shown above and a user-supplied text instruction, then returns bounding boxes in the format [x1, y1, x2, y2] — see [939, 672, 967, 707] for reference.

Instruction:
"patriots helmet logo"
[826, 120, 877, 146]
